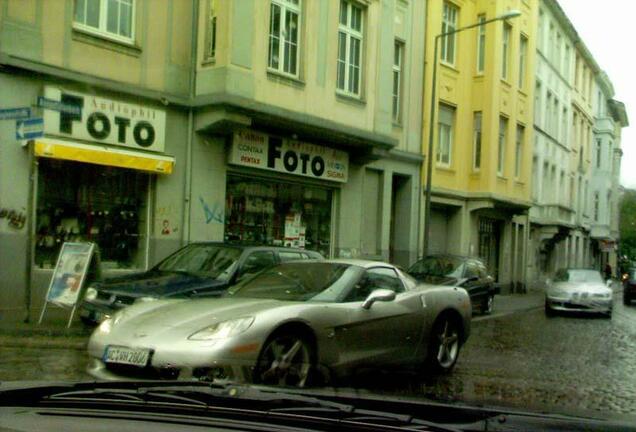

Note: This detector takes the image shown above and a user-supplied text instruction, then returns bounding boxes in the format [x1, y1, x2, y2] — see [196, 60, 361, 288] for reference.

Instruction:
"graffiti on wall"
[0, 208, 26, 230]
[199, 196, 224, 224]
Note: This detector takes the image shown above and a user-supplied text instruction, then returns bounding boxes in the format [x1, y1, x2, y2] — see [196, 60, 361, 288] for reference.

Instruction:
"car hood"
[550, 282, 611, 295]
[110, 297, 285, 336]
[94, 270, 227, 297]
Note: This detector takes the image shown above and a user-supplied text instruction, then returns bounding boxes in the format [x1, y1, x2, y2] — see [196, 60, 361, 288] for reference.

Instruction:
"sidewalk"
[0, 313, 91, 350]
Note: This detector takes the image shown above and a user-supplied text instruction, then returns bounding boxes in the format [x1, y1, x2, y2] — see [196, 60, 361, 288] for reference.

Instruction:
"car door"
[333, 267, 424, 369]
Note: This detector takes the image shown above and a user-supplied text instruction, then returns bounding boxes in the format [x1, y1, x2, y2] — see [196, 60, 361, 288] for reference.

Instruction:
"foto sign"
[229, 130, 349, 183]
[42, 87, 166, 152]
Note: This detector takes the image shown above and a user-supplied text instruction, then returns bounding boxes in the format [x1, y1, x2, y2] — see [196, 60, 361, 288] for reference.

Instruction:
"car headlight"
[188, 317, 255, 341]
[134, 296, 158, 304]
[84, 287, 98, 301]
[550, 288, 569, 298]
[98, 317, 113, 334]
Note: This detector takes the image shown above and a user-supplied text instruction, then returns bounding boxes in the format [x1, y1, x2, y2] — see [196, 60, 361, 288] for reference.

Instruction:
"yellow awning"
[33, 138, 174, 174]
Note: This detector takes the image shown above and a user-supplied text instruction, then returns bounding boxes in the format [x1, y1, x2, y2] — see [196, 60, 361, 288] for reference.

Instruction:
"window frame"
[336, 0, 364, 98]
[268, 0, 302, 78]
[501, 22, 511, 80]
[204, 0, 217, 61]
[73, 0, 136, 45]
[518, 34, 528, 88]
[440, 1, 458, 66]
[392, 40, 405, 124]
[498, 116, 508, 176]
[437, 104, 455, 167]
[473, 111, 482, 171]
[515, 124, 524, 179]
[476, 14, 486, 74]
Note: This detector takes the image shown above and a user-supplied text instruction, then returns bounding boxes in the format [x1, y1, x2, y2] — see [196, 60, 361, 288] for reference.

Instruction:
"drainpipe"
[182, 0, 199, 245]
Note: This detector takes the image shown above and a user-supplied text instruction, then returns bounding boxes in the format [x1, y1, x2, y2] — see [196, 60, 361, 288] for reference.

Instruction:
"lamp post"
[422, 9, 522, 256]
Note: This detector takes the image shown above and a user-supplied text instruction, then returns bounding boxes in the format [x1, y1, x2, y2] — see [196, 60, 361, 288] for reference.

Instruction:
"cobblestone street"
[1, 291, 636, 417]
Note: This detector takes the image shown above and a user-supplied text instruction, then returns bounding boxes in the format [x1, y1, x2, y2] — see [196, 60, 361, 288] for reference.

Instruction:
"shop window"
[35, 159, 149, 270]
[225, 176, 332, 257]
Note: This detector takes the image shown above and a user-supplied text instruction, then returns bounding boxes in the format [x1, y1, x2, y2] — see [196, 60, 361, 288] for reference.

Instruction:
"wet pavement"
[2, 292, 636, 417]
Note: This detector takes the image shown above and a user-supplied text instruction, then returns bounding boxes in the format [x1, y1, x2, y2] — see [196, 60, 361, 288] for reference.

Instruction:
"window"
[519, 35, 527, 87]
[239, 251, 277, 280]
[392, 40, 404, 123]
[35, 159, 149, 270]
[498, 116, 508, 175]
[547, 23, 554, 61]
[596, 139, 602, 168]
[538, 10, 544, 51]
[594, 192, 600, 222]
[555, 32, 562, 69]
[534, 82, 542, 126]
[502, 23, 511, 79]
[441, 1, 458, 64]
[515, 124, 524, 179]
[564, 45, 570, 80]
[559, 171, 565, 206]
[546, 92, 552, 133]
[279, 251, 303, 262]
[476, 14, 486, 73]
[553, 98, 559, 138]
[473, 112, 482, 170]
[561, 107, 568, 144]
[532, 156, 539, 201]
[205, 0, 217, 60]
[74, 0, 134, 43]
[437, 104, 454, 166]
[337, 0, 364, 97]
[268, 0, 301, 77]
[345, 267, 403, 302]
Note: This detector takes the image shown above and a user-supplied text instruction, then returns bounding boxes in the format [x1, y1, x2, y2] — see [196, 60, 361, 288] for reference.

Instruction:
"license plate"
[104, 346, 150, 367]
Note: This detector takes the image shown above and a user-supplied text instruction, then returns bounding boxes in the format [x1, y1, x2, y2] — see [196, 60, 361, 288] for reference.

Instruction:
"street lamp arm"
[436, 10, 522, 39]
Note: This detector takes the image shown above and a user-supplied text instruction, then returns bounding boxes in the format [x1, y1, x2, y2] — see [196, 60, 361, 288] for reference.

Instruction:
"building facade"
[590, 72, 628, 272]
[0, 0, 426, 322]
[422, 0, 536, 292]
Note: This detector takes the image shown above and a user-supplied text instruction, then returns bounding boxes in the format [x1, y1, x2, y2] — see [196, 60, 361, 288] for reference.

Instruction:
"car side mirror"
[362, 289, 396, 309]
[606, 279, 612, 287]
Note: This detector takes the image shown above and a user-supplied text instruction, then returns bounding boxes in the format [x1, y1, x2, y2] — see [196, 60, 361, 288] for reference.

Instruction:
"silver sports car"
[545, 268, 613, 317]
[87, 259, 472, 386]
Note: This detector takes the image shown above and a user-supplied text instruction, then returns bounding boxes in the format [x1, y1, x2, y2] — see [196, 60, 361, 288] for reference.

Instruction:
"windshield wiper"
[6, 382, 462, 431]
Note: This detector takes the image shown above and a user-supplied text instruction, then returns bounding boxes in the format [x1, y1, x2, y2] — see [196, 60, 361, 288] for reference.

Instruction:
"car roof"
[414, 254, 483, 263]
[323, 259, 397, 269]
[186, 242, 322, 254]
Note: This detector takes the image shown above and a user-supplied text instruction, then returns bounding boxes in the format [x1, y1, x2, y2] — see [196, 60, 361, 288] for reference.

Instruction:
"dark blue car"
[80, 242, 323, 324]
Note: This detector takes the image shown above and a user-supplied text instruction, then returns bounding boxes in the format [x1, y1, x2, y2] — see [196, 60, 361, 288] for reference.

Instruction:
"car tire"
[624, 294, 631, 306]
[425, 314, 461, 374]
[253, 330, 317, 388]
[544, 300, 555, 317]
[482, 294, 494, 315]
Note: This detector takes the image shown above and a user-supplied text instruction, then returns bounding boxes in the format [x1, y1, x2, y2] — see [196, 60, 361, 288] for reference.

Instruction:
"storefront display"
[224, 176, 332, 257]
[35, 159, 149, 270]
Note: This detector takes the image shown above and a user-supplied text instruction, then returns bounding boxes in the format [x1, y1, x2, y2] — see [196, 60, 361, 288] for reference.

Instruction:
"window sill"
[497, 175, 508, 181]
[202, 57, 217, 67]
[440, 62, 459, 73]
[435, 165, 455, 173]
[473, 73, 485, 80]
[336, 92, 366, 107]
[500, 79, 512, 88]
[392, 121, 403, 129]
[267, 70, 306, 89]
[514, 179, 525, 186]
[72, 28, 142, 57]
[518, 88, 528, 97]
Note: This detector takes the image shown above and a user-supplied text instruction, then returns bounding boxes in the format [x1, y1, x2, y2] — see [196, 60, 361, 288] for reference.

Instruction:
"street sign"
[0, 107, 31, 120]
[37, 96, 82, 116]
[16, 117, 44, 140]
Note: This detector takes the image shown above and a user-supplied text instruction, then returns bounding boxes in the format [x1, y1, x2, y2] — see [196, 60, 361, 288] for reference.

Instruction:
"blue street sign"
[0, 107, 31, 120]
[37, 97, 82, 116]
[16, 117, 44, 140]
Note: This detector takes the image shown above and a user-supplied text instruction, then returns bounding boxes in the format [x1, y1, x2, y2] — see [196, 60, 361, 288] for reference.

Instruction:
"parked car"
[406, 254, 496, 314]
[545, 268, 613, 317]
[87, 259, 472, 384]
[623, 268, 636, 305]
[80, 243, 322, 324]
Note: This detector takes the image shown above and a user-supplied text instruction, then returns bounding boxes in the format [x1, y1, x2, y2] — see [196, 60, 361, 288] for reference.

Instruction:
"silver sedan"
[87, 259, 472, 386]
[545, 268, 613, 317]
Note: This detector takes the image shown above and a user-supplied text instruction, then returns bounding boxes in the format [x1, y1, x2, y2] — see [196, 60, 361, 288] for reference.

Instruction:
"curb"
[0, 335, 88, 351]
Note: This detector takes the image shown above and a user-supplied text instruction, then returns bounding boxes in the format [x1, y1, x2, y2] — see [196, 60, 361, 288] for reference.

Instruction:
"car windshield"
[156, 244, 242, 279]
[229, 262, 361, 302]
[565, 269, 604, 283]
[407, 256, 464, 278]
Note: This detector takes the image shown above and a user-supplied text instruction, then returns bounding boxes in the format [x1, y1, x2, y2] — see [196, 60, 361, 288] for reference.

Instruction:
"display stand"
[38, 242, 96, 328]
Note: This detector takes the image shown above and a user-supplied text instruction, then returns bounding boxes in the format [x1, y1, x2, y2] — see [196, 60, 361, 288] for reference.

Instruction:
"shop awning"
[33, 138, 174, 174]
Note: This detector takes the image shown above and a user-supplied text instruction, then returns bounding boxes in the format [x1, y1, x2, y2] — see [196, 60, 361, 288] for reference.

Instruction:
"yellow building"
[422, 0, 536, 291]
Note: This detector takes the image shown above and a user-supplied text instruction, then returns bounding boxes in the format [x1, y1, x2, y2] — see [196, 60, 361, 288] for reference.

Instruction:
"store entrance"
[224, 175, 333, 257]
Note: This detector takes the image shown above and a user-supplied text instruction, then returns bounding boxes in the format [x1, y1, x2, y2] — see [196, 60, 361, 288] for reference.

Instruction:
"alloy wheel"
[434, 318, 460, 370]
[255, 334, 312, 387]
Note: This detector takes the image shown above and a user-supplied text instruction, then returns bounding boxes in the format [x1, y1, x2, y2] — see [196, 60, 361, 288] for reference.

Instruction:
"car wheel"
[426, 314, 461, 373]
[482, 294, 494, 315]
[544, 300, 555, 317]
[253, 331, 315, 388]
[624, 294, 631, 306]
